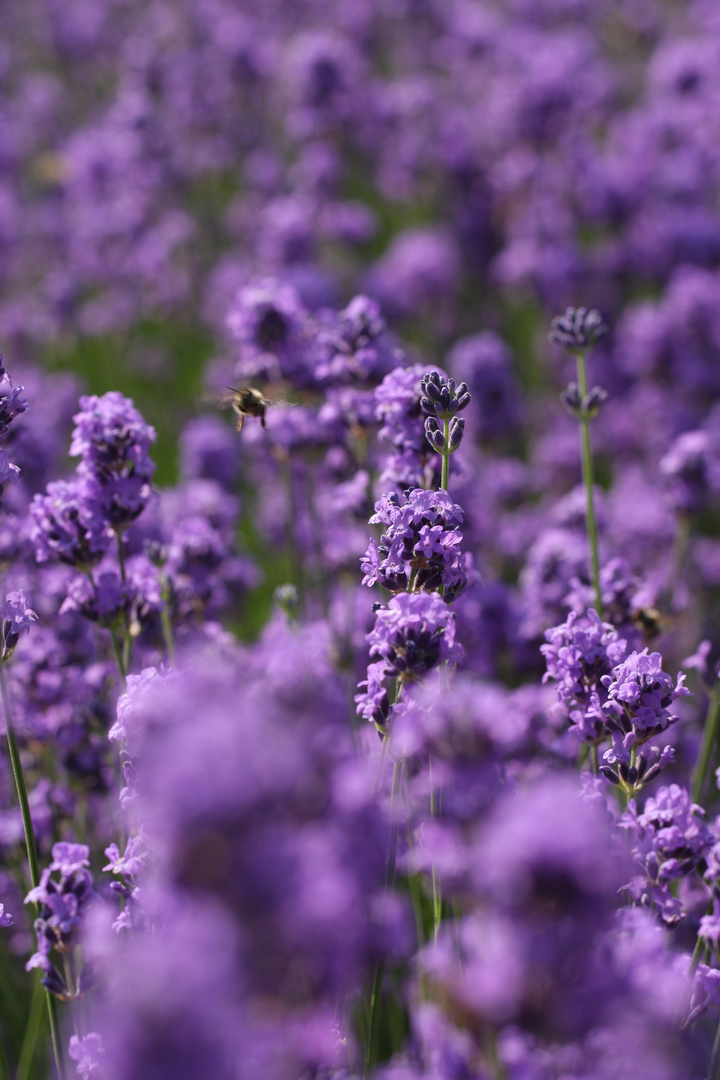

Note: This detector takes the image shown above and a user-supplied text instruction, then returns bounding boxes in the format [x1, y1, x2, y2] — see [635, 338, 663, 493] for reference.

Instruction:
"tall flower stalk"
[550, 307, 608, 618]
[0, 595, 65, 1080]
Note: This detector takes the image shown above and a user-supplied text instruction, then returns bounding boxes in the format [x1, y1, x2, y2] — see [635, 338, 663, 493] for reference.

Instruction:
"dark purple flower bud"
[419, 372, 472, 420]
[448, 416, 465, 451]
[583, 385, 609, 417]
[599, 766, 620, 785]
[561, 382, 582, 415]
[549, 307, 607, 351]
[41, 965, 67, 999]
[424, 416, 445, 451]
[0, 590, 37, 661]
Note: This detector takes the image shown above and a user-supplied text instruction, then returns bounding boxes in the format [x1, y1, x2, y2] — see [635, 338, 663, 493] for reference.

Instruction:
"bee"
[215, 386, 294, 433]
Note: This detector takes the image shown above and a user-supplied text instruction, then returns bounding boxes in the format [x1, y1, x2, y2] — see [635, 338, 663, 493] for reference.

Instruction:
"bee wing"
[202, 389, 237, 410]
[264, 398, 297, 409]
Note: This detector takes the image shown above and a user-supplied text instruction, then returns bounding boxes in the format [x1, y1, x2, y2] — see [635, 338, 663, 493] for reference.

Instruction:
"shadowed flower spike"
[70, 392, 156, 529]
[549, 307, 607, 350]
[29, 477, 112, 567]
[366, 592, 463, 680]
[0, 590, 37, 661]
[0, 360, 27, 437]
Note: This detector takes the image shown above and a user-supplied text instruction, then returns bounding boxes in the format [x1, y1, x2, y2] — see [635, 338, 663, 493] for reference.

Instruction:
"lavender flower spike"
[0, 590, 37, 661]
[602, 648, 691, 740]
[549, 307, 607, 351]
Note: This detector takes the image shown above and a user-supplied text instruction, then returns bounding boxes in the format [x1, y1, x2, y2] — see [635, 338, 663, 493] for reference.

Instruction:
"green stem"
[109, 630, 127, 689]
[428, 757, 442, 942]
[574, 351, 603, 619]
[0, 664, 65, 1080]
[365, 760, 403, 1078]
[115, 532, 133, 676]
[441, 419, 450, 492]
[160, 591, 176, 667]
[17, 969, 47, 1080]
[691, 681, 720, 804]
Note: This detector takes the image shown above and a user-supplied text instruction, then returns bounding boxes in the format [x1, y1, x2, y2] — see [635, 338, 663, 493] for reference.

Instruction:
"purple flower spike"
[30, 477, 112, 567]
[367, 592, 463, 680]
[70, 392, 156, 529]
[0, 362, 27, 437]
[602, 649, 690, 739]
[362, 488, 468, 601]
[0, 904, 12, 927]
[0, 590, 37, 661]
[50, 842, 90, 877]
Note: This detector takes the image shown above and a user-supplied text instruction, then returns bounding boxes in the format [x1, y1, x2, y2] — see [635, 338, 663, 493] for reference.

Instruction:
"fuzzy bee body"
[213, 386, 294, 433]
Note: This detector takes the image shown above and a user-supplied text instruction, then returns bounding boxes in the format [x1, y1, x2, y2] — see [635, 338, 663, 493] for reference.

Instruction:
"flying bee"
[214, 386, 295, 433]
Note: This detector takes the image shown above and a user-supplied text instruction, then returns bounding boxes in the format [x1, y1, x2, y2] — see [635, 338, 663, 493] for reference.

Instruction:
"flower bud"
[549, 307, 607, 351]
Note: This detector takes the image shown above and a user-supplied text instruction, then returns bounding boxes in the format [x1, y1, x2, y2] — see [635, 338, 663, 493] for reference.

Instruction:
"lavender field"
[3, 1, 720, 1077]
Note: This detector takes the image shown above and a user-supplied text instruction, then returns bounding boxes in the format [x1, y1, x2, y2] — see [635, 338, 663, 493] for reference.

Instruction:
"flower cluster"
[361, 488, 468, 600]
[25, 843, 96, 999]
[621, 786, 715, 924]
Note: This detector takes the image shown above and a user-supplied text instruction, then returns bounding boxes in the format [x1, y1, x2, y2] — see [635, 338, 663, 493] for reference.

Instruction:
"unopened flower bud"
[448, 416, 465, 451]
[420, 372, 472, 420]
[561, 382, 582, 415]
[424, 416, 445, 451]
[549, 307, 607, 351]
[582, 385, 609, 418]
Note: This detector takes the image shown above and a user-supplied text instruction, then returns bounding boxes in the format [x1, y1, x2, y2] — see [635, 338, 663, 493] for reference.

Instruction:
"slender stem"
[88, 567, 127, 687]
[365, 760, 403, 1078]
[0, 1024, 8, 1080]
[428, 757, 442, 942]
[116, 530, 127, 585]
[109, 630, 127, 689]
[441, 419, 450, 492]
[115, 532, 133, 676]
[574, 351, 603, 618]
[17, 970, 46, 1080]
[1, 665, 40, 899]
[0, 664, 65, 1080]
[160, 592, 176, 667]
[691, 681, 720, 804]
